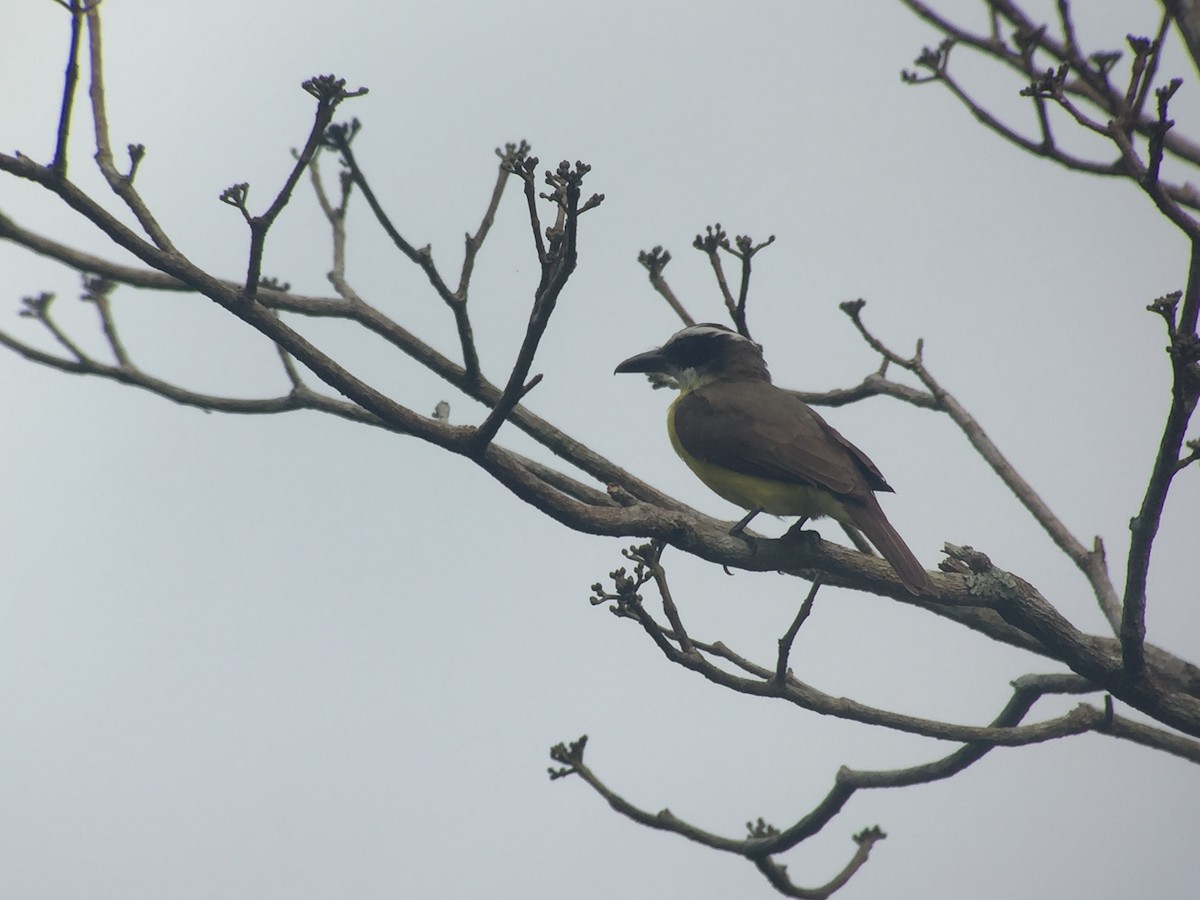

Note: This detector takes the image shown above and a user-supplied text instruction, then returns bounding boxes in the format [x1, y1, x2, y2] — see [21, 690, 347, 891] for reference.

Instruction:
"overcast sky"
[2, 2, 1197, 898]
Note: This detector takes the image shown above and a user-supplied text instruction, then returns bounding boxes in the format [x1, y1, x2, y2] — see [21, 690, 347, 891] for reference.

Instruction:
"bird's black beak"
[614, 347, 668, 375]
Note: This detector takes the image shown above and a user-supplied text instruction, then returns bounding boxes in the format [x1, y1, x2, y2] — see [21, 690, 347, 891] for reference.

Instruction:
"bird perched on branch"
[615, 323, 935, 595]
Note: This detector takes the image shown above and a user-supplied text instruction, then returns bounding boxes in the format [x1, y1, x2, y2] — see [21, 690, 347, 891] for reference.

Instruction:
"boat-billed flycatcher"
[615, 323, 935, 595]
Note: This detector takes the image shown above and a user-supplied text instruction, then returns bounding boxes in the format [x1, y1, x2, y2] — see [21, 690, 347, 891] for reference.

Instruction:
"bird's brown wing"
[802, 396, 894, 494]
[673, 381, 882, 498]
[675, 380, 932, 594]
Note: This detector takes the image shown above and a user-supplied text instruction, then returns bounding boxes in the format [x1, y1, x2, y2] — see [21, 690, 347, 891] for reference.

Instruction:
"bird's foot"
[725, 513, 760, 564]
[782, 516, 813, 541]
[728, 507, 762, 536]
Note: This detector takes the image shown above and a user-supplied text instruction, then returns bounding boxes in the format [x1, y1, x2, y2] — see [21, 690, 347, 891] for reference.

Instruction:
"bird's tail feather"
[849, 499, 935, 595]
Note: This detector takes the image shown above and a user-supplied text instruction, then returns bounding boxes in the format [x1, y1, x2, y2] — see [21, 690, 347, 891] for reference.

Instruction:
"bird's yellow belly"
[667, 403, 850, 523]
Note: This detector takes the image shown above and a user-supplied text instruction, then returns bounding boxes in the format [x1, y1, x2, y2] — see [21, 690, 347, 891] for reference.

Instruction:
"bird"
[615, 323, 935, 595]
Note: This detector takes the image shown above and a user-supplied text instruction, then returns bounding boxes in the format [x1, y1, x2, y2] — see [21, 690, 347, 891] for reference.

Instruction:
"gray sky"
[2, 2, 1197, 898]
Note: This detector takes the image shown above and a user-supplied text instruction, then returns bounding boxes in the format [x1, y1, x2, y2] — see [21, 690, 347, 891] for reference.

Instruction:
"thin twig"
[459, 142, 528, 297]
[239, 76, 366, 301]
[306, 150, 352, 299]
[642, 542, 694, 655]
[511, 154, 547, 264]
[83, 8, 177, 252]
[727, 233, 775, 338]
[331, 131, 459, 302]
[775, 577, 821, 684]
[694, 225, 738, 320]
[637, 246, 696, 327]
[1131, 14, 1172, 123]
[18, 293, 88, 361]
[50, 0, 86, 176]
[80, 274, 129, 367]
[941, 67, 1121, 175]
[754, 828, 884, 900]
[471, 161, 600, 452]
[0, 322, 304, 413]
[327, 123, 484, 381]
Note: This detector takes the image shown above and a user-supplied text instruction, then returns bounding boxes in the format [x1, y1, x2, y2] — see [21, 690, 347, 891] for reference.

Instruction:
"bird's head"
[614, 323, 769, 391]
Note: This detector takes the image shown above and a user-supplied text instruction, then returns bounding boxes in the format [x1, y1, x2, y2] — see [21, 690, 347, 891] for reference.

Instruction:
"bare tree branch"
[8, 141, 1199, 738]
[459, 142, 529, 298]
[1160, 0, 1200, 75]
[753, 827, 885, 900]
[0, 193, 677, 513]
[838, 299, 1124, 634]
[83, 6, 178, 252]
[471, 161, 602, 453]
[897, 3, 1200, 706]
[547, 656, 1197, 897]
[693, 224, 741, 333]
[238, 77, 366, 301]
[901, 0, 1200, 209]
[321, 119, 487, 381]
[80, 273, 129, 368]
[637, 245, 695, 327]
[775, 577, 821, 684]
[596, 545, 1123, 743]
[1122, 247, 1200, 680]
[3, 8, 1198, 895]
[50, 0, 86, 177]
